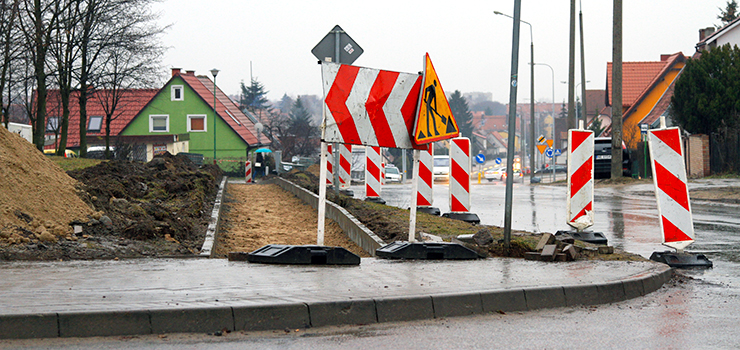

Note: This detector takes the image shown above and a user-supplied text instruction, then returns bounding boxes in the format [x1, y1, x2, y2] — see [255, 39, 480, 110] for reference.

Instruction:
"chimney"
[699, 27, 715, 41]
[660, 54, 672, 61]
[171, 68, 181, 77]
[186, 70, 195, 76]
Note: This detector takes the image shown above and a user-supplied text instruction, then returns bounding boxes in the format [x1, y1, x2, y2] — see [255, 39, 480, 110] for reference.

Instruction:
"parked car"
[384, 166, 402, 183]
[433, 155, 450, 182]
[483, 167, 500, 182]
[593, 137, 631, 179]
[43, 149, 77, 158]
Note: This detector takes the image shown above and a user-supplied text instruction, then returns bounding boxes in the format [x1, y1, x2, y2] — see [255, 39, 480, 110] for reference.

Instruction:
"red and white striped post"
[244, 160, 252, 183]
[443, 138, 479, 223]
[365, 146, 385, 203]
[417, 144, 434, 206]
[566, 129, 594, 230]
[326, 144, 334, 186]
[648, 126, 695, 251]
[338, 144, 352, 190]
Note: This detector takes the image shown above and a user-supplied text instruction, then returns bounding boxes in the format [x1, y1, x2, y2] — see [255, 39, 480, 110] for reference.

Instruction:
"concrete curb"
[0, 264, 673, 339]
[274, 177, 386, 256]
[199, 177, 227, 257]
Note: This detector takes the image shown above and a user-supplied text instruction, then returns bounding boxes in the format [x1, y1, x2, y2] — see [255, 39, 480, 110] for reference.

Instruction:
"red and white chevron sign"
[566, 130, 594, 230]
[417, 144, 433, 207]
[365, 146, 382, 199]
[322, 62, 423, 149]
[338, 144, 352, 189]
[648, 127, 695, 250]
[449, 138, 471, 213]
[244, 160, 252, 183]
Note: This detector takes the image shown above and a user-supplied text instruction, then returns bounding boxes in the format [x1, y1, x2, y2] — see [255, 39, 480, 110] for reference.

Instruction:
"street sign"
[640, 123, 649, 134]
[545, 148, 554, 158]
[413, 53, 459, 145]
[475, 153, 485, 164]
[537, 135, 546, 144]
[536, 144, 548, 154]
[554, 149, 562, 157]
[312, 25, 363, 65]
[495, 157, 502, 164]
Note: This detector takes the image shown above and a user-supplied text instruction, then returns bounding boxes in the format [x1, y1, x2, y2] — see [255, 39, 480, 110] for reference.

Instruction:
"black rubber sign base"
[240, 245, 361, 265]
[376, 242, 479, 260]
[650, 251, 713, 268]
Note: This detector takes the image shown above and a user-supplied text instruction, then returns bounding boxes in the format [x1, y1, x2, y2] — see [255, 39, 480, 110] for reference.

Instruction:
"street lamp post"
[211, 68, 219, 165]
[561, 80, 589, 125]
[495, 10, 535, 182]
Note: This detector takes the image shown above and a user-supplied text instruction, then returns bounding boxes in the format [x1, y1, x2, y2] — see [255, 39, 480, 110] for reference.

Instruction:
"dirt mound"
[68, 153, 222, 243]
[0, 126, 94, 246]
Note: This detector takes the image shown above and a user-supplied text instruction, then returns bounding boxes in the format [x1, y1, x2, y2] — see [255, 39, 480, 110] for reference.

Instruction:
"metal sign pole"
[317, 142, 328, 245]
[408, 149, 421, 242]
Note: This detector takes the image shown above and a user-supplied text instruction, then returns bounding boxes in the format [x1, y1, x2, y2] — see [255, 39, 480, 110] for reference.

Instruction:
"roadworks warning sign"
[413, 53, 459, 145]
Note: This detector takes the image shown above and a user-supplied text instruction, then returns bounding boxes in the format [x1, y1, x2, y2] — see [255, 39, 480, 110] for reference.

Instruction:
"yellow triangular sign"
[413, 53, 459, 145]
[537, 144, 548, 154]
[546, 139, 553, 148]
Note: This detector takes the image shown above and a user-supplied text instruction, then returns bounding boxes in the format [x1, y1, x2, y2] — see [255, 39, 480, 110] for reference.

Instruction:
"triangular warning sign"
[413, 53, 459, 145]
[537, 144, 548, 154]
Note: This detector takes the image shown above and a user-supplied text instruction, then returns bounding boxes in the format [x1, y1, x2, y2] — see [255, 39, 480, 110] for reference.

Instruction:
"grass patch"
[48, 156, 104, 172]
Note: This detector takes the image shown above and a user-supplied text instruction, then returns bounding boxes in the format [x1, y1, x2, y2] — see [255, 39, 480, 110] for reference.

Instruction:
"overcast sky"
[152, 0, 727, 106]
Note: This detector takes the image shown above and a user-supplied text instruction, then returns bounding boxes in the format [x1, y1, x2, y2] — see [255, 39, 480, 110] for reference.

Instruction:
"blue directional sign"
[554, 149, 562, 157]
[545, 148, 554, 158]
[495, 157, 502, 165]
[475, 153, 486, 164]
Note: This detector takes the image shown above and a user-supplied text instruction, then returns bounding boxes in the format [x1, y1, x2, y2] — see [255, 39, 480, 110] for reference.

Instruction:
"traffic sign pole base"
[417, 206, 440, 216]
[442, 212, 480, 225]
[233, 245, 361, 265]
[556, 230, 608, 245]
[650, 251, 713, 268]
[376, 241, 479, 260]
[365, 197, 386, 205]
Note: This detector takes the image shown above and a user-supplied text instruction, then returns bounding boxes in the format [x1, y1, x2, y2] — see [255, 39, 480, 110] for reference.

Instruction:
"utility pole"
[579, 2, 588, 128]
[567, 0, 576, 131]
[503, 0, 523, 250]
[611, 0, 623, 178]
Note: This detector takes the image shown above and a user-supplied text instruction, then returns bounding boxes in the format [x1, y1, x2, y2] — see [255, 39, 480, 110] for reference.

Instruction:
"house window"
[171, 85, 184, 101]
[149, 115, 169, 132]
[187, 115, 207, 132]
[46, 117, 59, 133]
[88, 116, 103, 133]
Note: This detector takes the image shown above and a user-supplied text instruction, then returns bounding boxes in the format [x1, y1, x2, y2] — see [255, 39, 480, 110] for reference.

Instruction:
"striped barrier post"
[338, 144, 352, 190]
[416, 144, 440, 216]
[566, 129, 595, 230]
[365, 146, 385, 204]
[442, 138, 479, 223]
[245, 160, 252, 183]
[648, 126, 694, 251]
[326, 144, 334, 186]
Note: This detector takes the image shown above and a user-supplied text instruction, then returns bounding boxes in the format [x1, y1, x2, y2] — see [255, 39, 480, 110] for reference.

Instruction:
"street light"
[561, 80, 589, 125]
[495, 10, 535, 181]
[210, 68, 219, 165]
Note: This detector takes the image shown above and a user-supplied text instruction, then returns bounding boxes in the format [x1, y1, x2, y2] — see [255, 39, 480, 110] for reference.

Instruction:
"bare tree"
[1, 0, 21, 128]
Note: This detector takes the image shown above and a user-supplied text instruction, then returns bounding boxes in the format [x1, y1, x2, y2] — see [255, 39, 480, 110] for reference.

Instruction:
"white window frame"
[149, 114, 169, 133]
[187, 114, 207, 132]
[88, 116, 103, 133]
[171, 85, 184, 101]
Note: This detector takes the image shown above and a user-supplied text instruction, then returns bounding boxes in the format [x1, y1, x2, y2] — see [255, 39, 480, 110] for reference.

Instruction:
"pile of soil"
[0, 127, 94, 248]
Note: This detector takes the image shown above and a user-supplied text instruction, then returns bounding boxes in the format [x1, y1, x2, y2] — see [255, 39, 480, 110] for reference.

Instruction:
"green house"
[121, 68, 267, 169]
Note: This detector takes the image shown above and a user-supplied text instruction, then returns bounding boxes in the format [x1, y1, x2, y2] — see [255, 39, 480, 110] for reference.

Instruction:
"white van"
[432, 155, 450, 182]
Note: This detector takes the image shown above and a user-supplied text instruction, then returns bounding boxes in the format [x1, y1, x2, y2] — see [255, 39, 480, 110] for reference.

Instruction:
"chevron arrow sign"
[321, 62, 424, 149]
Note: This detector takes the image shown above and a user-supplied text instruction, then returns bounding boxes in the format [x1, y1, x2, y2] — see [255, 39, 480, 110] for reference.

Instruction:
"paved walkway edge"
[198, 177, 227, 257]
[274, 177, 385, 256]
[0, 264, 672, 339]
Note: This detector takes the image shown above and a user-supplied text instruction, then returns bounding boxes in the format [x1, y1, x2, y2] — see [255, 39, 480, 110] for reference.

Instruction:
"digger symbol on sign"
[423, 80, 453, 137]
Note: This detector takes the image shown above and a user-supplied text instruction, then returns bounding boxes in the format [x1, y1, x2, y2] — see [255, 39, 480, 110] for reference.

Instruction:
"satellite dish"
[255, 122, 264, 133]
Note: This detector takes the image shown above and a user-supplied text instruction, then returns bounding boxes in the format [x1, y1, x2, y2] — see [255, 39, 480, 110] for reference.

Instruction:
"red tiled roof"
[44, 89, 158, 149]
[606, 61, 667, 109]
[178, 73, 260, 146]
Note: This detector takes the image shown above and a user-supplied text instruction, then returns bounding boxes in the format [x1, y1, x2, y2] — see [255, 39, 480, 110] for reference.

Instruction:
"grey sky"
[153, 0, 727, 106]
